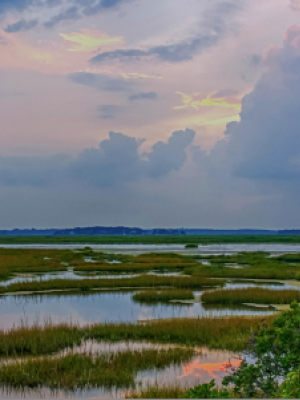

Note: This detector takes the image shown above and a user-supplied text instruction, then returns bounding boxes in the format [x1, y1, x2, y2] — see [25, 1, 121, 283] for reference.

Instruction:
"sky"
[1, 0, 300, 229]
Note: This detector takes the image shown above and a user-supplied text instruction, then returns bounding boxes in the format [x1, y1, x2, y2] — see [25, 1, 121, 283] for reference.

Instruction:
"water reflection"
[0, 346, 247, 399]
[0, 291, 275, 330]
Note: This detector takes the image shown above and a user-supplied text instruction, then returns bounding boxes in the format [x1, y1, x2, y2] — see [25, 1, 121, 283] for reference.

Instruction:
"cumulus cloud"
[0, 129, 195, 188]
[195, 25, 300, 182]
[68, 72, 134, 92]
[90, 1, 242, 64]
[4, 19, 38, 33]
[128, 92, 157, 101]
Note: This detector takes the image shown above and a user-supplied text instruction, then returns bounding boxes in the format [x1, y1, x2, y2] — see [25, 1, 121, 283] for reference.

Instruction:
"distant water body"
[1, 243, 300, 254]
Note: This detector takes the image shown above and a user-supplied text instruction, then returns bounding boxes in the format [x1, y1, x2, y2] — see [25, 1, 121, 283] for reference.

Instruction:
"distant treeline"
[0, 227, 299, 236]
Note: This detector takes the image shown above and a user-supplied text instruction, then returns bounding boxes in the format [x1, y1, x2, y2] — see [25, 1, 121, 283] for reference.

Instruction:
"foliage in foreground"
[202, 287, 300, 305]
[177, 302, 300, 399]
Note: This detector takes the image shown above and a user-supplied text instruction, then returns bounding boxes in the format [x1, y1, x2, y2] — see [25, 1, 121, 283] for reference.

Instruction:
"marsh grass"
[186, 252, 300, 280]
[202, 288, 300, 305]
[73, 262, 192, 273]
[0, 249, 86, 281]
[0, 315, 276, 357]
[0, 275, 224, 293]
[0, 348, 194, 390]
[132, 290, 194, 304]
[2, 235, 300, 244]
[126, 384, 188, 398]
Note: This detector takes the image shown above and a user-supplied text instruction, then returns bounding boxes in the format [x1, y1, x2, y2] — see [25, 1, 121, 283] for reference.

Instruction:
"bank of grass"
[0, 348, 194, 390]
[0, 275, 224, 294]
[186, 252, 300, 280]
[0, 315, 276, 357]
[1, 235, 300, 244]
[202, 287, 300, 305]
[132, 289, 194, 303]
[73, 262, 194, 273]
[0, 248, 87, 281]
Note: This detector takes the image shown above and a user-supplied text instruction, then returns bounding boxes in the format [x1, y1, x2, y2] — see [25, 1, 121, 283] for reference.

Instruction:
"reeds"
[132, 289, 194, 303]
[202, 288, 300, 305]
[0, 275, 224, 293]
[126, 384, 187, 398]
[0, 315, 276, 357]
[0, 348, 194, 390]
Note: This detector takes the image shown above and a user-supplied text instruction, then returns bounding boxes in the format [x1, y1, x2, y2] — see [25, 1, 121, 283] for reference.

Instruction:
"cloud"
[90, 1, 243, 64]
[198, 25, 300, 181]
[68, 72, 134, 92]
[0, 129, 195, 188]
[0, 0, 62, 14]
[128, 92, 158, 101]
[44, 6, 80, 28]
[80, 0, 131, 16]
[0, 154, 70, 187]
[174, 92, 241, 111]
[4, 19, 38, 33]
[97, 105, 123, 119]
[59, 29, 123, 52]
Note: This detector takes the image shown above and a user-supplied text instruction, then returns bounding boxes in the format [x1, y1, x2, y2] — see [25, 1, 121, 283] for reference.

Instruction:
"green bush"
[185, 380, 230, 399]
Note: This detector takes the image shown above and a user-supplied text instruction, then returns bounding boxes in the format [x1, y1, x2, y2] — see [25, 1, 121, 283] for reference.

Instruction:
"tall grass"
[202, 288, 300, 305]
[0, 348, 194, 390]
[132, 290, 194, 303]
[0, 315, 276, 356]
[0, 275, 224, 293]
[126, 384, 187, 398]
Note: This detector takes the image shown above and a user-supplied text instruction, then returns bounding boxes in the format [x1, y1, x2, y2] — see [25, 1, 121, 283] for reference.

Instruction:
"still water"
[0, 341, 251, 399]
[0, 289, 277, 330]
[3, 243, 300, 254]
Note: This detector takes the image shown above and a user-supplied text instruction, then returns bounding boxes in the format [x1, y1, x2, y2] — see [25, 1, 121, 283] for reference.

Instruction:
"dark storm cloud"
[68, 72, 134, 92]
[4, 18, 38, 32]
[0, 129, 195, 188]
[128, 92, 158, 101]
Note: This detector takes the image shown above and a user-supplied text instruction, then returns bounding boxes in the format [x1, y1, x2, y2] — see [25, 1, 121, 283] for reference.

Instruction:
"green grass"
[0, 315, 276, 357]
[1, 234, 300, 244]
[185, 243, 198, 248]
[132, 289, 194, 303]
[186, 252, 300, 280]
[126, 384, 187, 398]
[202, 288, 300, 305]
[0, 275, 224, 293]
[0, 348, 194, 390]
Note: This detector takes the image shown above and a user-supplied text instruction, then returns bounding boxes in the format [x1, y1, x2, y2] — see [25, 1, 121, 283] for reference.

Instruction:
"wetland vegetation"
[1, 245, 300, 397]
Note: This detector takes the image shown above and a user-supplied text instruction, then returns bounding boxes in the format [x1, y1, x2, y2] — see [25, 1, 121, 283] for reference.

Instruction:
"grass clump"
[0, 275, 224, 293]
[0, 315, 276, 356]
[126, 384, 187, 398]
[202, 287, 300, 305]
[186, 251, 300, 280]
[132, 289, 194, 303]
[185, 244, 198, 249]
[0, 348, 194, 390]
